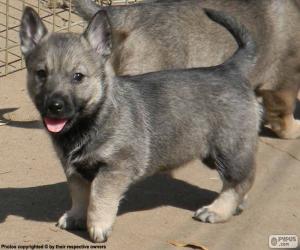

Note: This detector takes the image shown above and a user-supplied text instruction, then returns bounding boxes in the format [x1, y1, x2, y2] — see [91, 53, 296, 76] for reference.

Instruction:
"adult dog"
[74, 0, 300, 139]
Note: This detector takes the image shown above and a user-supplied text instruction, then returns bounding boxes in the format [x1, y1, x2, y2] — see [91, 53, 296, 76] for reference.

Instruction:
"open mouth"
[43, 117, 69, 133]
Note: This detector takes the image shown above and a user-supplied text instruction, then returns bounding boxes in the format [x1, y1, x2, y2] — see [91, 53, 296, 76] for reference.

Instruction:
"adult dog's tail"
[73, 0, 102, 21]
[204, 9, 256, 77]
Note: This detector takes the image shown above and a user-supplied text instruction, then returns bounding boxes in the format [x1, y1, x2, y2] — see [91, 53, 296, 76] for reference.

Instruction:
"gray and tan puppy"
[74, 0, 300, 139]
[20, 7, 260, 242]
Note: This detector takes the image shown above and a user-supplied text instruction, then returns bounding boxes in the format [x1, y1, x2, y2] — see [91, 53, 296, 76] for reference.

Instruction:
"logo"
[269, 235, 298, 249]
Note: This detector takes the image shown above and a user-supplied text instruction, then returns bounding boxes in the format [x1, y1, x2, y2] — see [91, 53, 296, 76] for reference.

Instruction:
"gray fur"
[20, 7, 260, 243]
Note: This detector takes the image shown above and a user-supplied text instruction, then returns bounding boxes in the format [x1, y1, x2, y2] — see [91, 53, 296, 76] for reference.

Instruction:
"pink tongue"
[44, 117, 68, 133]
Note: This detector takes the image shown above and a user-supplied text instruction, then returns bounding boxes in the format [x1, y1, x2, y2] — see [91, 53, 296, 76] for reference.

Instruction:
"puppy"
[74, 0, 300, 139]
[20, 7, 260, 242]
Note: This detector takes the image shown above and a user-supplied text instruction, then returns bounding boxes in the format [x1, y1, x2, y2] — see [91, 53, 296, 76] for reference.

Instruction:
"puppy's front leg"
[57, 174, 90, 230]
[87, 170, 131, 243]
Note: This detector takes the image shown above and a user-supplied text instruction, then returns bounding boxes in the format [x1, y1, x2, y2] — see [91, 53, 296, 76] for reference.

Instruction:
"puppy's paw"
[193, 205, 232, 223]
[88, 223, 112, 243]
[57, 212, 86, 230]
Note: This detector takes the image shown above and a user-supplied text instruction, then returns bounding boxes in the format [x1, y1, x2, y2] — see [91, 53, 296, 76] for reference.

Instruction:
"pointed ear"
[83, 10, 112, 58]
[20, 7, 48, 57]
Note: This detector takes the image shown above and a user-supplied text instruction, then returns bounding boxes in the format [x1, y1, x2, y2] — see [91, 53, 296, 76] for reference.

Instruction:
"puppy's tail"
[73, 0, 102, 21]
[204, 9, 256, 77]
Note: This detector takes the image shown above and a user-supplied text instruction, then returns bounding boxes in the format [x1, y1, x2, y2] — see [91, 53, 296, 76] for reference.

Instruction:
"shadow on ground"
[0, 108, 42, 129]
[0, 173, 217, 224]
[66, 174, 218, 241]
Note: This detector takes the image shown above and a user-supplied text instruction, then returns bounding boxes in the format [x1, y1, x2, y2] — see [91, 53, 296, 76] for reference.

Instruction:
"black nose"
[47, 98, 64, 114]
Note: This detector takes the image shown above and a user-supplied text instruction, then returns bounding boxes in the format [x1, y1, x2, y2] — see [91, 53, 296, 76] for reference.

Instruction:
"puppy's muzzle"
[47, 98, 65, 115]
[45, 93, 74, 119]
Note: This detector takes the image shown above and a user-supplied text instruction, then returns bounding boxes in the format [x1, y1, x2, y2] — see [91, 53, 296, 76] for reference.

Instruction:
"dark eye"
[36, 69, 47, 81]
[72, 73, 85, 83]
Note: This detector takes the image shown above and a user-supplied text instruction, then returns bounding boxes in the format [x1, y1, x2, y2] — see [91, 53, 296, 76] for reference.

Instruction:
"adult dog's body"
[75, 0, 300, 139]
[20, 7, 259, 242]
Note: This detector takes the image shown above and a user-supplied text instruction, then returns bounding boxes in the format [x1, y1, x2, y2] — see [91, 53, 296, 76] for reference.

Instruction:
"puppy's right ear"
[83, 10, 112, 58]
[20, 7, 48, 57]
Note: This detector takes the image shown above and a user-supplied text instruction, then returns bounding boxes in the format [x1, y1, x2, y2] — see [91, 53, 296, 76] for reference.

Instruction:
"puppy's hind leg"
[194, 150, 256, 223]
[57, 174, 90, 230]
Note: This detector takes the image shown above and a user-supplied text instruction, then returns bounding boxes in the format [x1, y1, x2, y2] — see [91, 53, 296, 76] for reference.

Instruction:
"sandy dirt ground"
[0, 68, 300, 250]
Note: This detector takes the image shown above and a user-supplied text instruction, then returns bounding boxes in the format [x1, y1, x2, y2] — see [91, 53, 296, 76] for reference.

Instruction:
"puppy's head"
[20, 7, 113, 134]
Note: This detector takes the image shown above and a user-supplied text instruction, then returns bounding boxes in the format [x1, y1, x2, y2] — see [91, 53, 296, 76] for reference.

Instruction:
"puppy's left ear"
[20, 7, 48, 57]
[83, 10, 112, 58]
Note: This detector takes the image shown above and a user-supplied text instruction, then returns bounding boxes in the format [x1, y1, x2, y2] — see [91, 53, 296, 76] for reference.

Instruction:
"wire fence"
[0, 0, 138, 77]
